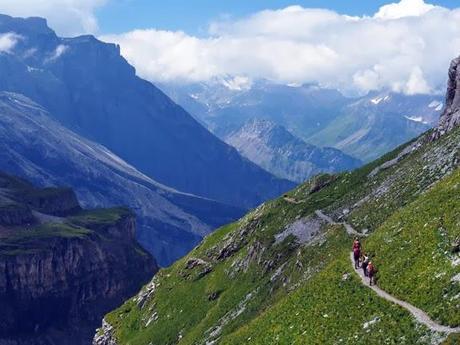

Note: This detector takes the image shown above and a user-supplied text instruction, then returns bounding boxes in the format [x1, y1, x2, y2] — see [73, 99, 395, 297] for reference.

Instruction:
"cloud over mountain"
[0, 0, 106, 36]
[102, 0, 460, 95]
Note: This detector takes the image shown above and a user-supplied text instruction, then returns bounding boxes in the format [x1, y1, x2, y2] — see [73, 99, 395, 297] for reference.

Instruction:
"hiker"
[367, 261, 376, 286]
[362, 253, 369, 277]
[352, 238, 361, 269]
[352, 237, 361, 251]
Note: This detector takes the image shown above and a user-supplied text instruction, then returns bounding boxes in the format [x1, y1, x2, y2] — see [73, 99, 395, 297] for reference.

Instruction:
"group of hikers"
[352, 238, 376, 286]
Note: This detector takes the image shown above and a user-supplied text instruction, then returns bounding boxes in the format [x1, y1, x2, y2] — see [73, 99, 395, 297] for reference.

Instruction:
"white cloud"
[45, 44, 69, 63]
[101, 0, 460, 95]
[375, 0, 435, 20]
[0, 32, 20, 53]
[0, 0, 107, 36]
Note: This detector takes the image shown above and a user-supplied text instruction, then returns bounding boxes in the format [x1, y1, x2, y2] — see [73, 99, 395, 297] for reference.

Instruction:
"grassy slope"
[222, 167, 460, 344]
[105, 128, 460, 344]
[365, 168, 460, 326]
[0, 208, 131, 256]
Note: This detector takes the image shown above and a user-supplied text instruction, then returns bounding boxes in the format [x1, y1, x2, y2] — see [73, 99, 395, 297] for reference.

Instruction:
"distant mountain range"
[225, 118, 361, 183]
[0, 14, 293, 210]
[162, 79, 444, 162]
[161, 79, 348, 139]
[308, 91, 444, 161]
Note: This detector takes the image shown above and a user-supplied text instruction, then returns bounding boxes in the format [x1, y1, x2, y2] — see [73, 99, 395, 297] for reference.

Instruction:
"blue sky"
[96, 0, 458, 35]
[0, 0, 459, 94]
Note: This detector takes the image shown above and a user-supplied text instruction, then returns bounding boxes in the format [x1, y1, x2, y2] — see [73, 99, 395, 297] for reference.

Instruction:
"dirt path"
[316, 209, 460, 334]
[314, 210, 366, 237]
[349, 253, 460, 334]
[283, 197, 304, 205]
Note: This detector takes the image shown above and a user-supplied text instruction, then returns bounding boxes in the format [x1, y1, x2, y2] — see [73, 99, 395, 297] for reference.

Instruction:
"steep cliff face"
[434, 56, 460, 139]
[0, 172, 157, 345]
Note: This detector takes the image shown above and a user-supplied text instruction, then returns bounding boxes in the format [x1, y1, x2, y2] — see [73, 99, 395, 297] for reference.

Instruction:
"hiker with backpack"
[352, 238, 361, 269]
[367, 261, 376, 286]
[362, 253, 369, 277]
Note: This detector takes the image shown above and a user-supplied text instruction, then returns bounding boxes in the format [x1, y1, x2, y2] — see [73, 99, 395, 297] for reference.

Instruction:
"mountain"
[96, 57, 460, 345]
[0, 14, 294, 209]
[161, 78, 348, 139]
[224, 119, 362, 183]
[162, 80, 444, 163]
[433, 56, 460, 139]
[0, 91, 244, 266]
[0, 170, 156, 345]
[307, 91, 444, 162]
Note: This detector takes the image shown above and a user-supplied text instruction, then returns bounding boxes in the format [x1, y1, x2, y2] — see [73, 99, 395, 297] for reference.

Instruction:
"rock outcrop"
[0, 171, 157, 345]
[433, 56, 460, 139]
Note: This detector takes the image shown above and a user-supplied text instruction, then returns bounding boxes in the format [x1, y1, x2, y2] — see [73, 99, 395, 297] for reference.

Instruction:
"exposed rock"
[208, 291, 221, 301]
[23, 188, 81, 216]
[134, 279, 158, 309]
[451, 238, 460, 254]
[309, 174, 336, 194]
[433, 56, 460, 140]
[185, 257, 209, 269]
[93, 320, 118, 345]
[275, 216, 323, 245]
[0, 203, 34, 226]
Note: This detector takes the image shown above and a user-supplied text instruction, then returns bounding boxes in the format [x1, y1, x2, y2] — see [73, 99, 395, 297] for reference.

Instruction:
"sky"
[0, 0, 460, 95]
[95, 0, 459, 35]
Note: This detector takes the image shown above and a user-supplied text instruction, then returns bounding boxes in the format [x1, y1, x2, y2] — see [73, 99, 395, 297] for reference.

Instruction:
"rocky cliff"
[0, 172, 157, 345]
[434, 56, 460, 139]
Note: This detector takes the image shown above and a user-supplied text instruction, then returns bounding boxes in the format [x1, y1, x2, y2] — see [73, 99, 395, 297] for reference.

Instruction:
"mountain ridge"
[0, 91, 244, 266]
[0, 14, 294, 209]
[225, 118, 361, 183]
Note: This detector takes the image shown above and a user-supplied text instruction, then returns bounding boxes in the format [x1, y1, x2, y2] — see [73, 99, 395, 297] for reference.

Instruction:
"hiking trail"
[283, 196, 304, 205]
[316, 209, 460, 334]
[350, 252, 460, 334]
[315, 210, 366, 237]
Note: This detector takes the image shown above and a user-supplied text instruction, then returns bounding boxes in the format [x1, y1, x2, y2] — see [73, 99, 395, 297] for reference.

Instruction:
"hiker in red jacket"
[352, 238, 361, 269]
[367, 261, 376, 286]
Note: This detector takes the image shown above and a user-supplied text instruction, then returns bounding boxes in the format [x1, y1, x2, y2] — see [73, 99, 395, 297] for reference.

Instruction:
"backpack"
[368, 263, 375, 274]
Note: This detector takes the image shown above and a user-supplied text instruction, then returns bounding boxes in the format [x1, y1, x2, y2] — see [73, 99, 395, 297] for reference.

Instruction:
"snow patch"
[404, 115, 429, 125]
[370, 95, 390, 105]
[370, 97, 383, 105]
[221, 76, 252, 91]
[428, 100, 441, 108]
